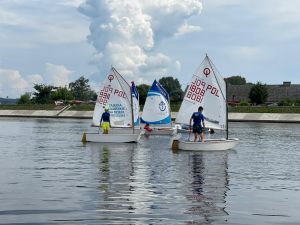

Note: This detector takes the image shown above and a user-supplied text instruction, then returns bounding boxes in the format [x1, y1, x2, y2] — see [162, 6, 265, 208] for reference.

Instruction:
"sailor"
[100, 105, 111, 134]
[189, 106, 205, 142]
[144, 123, 153, 132]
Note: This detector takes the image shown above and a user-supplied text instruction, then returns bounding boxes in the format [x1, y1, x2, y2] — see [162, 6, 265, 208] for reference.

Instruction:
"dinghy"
[141, 80, 175, 136]
[171, 55, 238, 151]
[82, 67, 141, 143]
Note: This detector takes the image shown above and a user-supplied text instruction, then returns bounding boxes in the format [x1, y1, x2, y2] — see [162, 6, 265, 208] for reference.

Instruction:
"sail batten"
[175, 56, 227, 130]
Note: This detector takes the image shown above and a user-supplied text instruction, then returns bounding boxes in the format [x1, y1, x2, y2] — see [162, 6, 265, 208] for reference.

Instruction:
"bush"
[18, 93, 31, 104]
[278, 98, 299, 106]
[239, 100, 249, 106]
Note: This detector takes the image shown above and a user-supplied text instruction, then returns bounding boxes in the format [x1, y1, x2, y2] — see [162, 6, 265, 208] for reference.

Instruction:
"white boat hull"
[171, 137, 238, 151]
[83, 132, 140, 143]
[108, 127, 142, 135]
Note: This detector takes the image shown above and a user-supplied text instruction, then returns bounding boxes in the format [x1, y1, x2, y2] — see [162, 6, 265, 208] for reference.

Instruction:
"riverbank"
[1, 110, 300, 123]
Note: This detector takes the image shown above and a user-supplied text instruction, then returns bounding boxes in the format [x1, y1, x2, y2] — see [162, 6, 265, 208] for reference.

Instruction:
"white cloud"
[0, 1, 89, 48]
[0, 69, 29, 98]
[206, 0, 241, 7]
[44, 63, 73, 87]
[28, 74, 44, 85]
[175, 22, 202, 37]
[0, 62, 74, 98]
[79, 0, 203, 83]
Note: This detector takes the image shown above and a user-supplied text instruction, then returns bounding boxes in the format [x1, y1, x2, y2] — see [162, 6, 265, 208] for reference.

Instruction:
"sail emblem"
[203, 68, 211, 77]
[159, 101, 166, 111]
[108, 74, 114, 82]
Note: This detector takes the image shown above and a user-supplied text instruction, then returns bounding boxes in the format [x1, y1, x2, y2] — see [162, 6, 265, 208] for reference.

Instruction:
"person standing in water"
[100, 106, 111, 134]
[189, 106, 205, 142]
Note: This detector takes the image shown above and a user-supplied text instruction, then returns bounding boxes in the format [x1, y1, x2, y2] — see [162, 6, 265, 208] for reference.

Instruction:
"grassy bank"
[229, 106, 300, 113]
[0, 104, 58, 110]
[1, 104, 300, 113]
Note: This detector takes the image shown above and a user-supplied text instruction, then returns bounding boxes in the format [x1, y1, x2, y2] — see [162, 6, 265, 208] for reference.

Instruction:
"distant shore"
[0, 110, 300, 123]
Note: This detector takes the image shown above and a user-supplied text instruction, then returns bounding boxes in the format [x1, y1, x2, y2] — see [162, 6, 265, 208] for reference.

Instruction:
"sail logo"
[159, 101, 166, 111]
[108, 74, 114, 82]
[203, 68, 210, 77]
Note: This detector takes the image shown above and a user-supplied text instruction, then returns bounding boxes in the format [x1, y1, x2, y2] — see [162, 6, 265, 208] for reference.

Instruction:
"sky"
[1, 0, 300, 98]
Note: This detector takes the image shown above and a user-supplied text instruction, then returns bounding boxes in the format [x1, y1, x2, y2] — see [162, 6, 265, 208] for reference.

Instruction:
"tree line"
[18, 74, 283, 106]
[18, 76, 185, 106]
[18, 76, 97, 104]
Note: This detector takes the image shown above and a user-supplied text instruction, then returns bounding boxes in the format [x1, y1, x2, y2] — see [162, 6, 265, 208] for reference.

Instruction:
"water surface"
[0, 118, 299, 224]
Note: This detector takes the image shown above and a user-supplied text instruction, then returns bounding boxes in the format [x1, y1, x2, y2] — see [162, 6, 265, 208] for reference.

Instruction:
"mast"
[225, 79, 229, 140]
[130, 87, 134, 134]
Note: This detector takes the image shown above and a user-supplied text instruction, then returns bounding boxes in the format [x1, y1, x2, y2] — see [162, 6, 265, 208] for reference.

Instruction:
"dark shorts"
[193, 125, 203, 134]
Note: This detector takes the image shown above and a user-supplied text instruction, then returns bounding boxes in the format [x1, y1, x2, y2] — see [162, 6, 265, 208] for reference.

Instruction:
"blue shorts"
[193, 125, 203, 134]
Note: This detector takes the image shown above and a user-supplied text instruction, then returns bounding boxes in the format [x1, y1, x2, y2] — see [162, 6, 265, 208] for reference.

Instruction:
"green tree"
[248, 82, 269, 105]
[137, 84, 150, 106]
[18, 92, 31, 104]
[86, 89, 97, 101]
[69, 76, 94, 101]
[32, 84, 54, 104]
[158, 76, 183, 103]
[226, 75, 247, 85]
[51, 87, 74, 101]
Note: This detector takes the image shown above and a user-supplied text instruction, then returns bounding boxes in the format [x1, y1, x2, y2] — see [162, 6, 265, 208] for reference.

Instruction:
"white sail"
[131, 81, 140, 127]
[92, 68, 132, 127]
[176, 55, 227, 130]
[141, 80, 171, 125]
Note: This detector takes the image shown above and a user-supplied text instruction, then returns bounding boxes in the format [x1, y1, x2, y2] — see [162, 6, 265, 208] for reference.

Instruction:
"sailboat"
[141, 80, 175, 135]
[171, 55, 238, 151]
[82, 67, 141, 143]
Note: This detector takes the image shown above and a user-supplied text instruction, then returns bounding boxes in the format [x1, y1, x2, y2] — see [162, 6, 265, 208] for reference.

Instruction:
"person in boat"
[100, 106, 111, 134]
[189, 106, 205, 143]
[208, 128, 215, 134]
[144, 123, 153, 132]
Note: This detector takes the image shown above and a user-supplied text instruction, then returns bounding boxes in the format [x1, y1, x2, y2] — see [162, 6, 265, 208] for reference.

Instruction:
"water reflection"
[184, 152, 229, 224]
[88, 143, 138, 220]
[1, 119, 300, 224]
[85, 140, 230, 224]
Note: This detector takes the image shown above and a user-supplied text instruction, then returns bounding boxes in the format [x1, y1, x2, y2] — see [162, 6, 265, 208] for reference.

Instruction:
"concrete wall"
[228, 113, 300, 123]
[0, 110, 300, 123]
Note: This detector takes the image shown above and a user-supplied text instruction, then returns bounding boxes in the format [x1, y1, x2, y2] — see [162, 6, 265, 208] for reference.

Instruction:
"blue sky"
[1, 0, 300, 98]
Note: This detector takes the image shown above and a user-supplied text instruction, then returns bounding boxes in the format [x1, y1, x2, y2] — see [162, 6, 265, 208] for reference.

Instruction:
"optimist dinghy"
[171, 55, 238, 151]
[82, 67, 141, 143]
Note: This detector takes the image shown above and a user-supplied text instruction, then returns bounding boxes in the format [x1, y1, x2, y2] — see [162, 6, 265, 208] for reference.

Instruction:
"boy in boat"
[100, 106, 111, 134]
[144, 123, 153, 133]
[189, 106, 205, 142]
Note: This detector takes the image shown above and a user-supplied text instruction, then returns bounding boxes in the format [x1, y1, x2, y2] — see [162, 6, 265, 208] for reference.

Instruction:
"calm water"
[0, 118, 299, 225]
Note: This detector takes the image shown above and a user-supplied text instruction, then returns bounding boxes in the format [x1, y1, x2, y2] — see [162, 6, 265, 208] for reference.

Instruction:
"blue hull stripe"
[140, 116, 171, 125]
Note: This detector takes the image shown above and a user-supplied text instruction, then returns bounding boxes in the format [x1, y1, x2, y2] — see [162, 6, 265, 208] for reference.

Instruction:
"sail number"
[97, 85, 127, 105]
[186, 78, 220, 103]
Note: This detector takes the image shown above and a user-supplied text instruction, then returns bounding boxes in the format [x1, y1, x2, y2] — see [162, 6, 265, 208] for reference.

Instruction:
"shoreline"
[0, 110, 300, 123]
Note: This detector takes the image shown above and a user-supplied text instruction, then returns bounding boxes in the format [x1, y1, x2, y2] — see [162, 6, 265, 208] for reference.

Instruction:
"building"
[227, 81, 300, 104]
